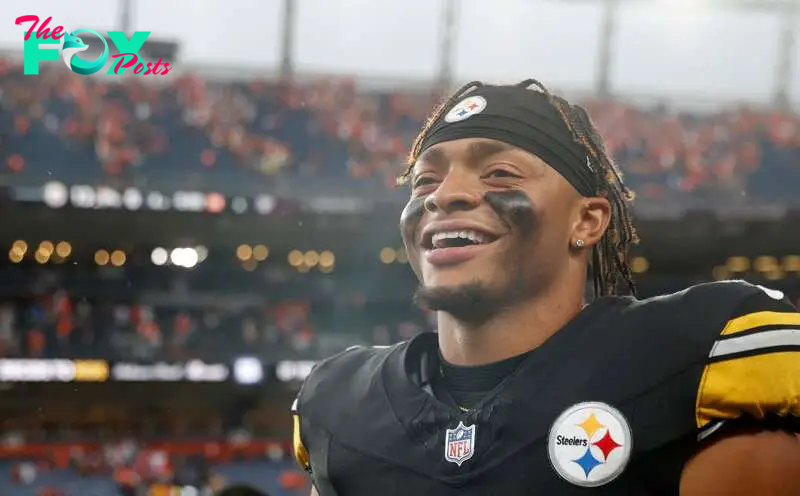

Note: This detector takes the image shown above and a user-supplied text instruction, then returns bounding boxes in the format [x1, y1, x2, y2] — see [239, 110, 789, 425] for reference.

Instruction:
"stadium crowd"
[0, 436, 307, 495]
[0, 262, 796, 362]
[0, 261, 431, 361]
[2, 57, 800, 201]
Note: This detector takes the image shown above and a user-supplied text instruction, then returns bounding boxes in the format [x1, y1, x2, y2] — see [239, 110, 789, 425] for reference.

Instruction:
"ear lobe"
[572, 197, 612, 248]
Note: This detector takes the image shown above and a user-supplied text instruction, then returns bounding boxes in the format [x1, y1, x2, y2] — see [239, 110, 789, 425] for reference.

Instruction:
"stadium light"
[288, 250, 304, 267]
[34, 248, 50, 264]
[170, 248, 199, 268]
[43, 181, 68, 208]
[304, 250, 320, 267]
[236, 244, 253, 261]
[233, 357, 264, 385]
[631, 257, 649, 274]
[9, 241, 27, 263]
[55, 241, 71, 258]
[782, 255, 800, 272]
[754, 256, 778, 272]
[151, 247, 168, 266]
[95, 250, 110, 266]
[319, 250, 335, 268]
[726, 256, 750, 272]
[11, 240, 27, 255]
[380, 247, 396, 264]
[182, 248, 199, 268]
[205, 192, 226, 213]
[38, 241, 54, 257]
[110, 250, 127, 267]
[170, 248, 183, 266]
[8, 249, 23, 264]
[253, 244, 269, 261]
[231, 196, 248, 214]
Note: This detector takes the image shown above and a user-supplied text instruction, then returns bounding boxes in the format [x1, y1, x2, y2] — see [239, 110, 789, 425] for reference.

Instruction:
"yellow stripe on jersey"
[720, 311, 800, 336]
[696, 311, 800, 428]
[293, 413, 311, 471]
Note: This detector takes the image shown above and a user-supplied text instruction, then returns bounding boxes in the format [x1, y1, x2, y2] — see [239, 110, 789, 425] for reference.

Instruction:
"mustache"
[399, 191, 538, 244]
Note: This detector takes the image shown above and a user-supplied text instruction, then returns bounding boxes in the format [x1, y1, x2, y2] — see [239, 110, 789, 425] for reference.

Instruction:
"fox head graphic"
[61, 31, 89, 69]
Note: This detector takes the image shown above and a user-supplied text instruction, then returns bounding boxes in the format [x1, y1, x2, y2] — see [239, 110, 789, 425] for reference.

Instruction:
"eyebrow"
[416, 141, 518, 171]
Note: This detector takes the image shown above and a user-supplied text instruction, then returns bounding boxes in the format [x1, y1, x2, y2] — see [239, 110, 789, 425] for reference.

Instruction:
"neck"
[436, 276, 586, 366]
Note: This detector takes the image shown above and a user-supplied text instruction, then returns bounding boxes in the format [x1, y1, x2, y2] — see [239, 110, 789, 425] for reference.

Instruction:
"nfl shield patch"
[444, 421, 476, 466]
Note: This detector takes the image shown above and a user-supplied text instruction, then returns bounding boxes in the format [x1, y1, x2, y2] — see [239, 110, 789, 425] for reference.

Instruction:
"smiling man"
[291, 80, 800, 495]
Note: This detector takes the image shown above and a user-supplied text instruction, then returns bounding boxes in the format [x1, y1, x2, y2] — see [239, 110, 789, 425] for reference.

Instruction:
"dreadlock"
[400, 79, 639, 298]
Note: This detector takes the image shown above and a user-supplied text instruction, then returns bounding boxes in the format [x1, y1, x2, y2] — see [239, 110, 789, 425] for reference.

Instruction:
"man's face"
[400, 138, 582, 322]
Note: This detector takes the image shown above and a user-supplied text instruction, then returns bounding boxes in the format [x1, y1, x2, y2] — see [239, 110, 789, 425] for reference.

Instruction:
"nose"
[423, 171, 483, 214]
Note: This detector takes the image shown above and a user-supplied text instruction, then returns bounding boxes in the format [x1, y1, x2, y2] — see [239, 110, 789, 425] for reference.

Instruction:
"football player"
[292, 79, 800, 495]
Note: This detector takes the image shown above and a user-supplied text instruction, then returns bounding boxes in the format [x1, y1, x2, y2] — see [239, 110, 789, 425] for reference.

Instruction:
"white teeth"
[431, 230, 487, 249]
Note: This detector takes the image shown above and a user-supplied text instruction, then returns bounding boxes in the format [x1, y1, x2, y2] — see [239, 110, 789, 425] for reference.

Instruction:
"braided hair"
[400, 79, 639, 298]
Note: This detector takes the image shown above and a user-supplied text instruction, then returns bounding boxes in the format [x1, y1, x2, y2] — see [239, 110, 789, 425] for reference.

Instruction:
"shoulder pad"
[690, 281, 800, 432]
[639, 279, 773, 310]
[683, 279, 790, 303]
[295, 343, 403, 425]
[291, 345, 397, 474]
[626, 280, 788, 336]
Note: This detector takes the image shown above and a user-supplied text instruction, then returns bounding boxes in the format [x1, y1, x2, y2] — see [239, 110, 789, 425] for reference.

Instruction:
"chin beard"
[413, 277, 529, 327]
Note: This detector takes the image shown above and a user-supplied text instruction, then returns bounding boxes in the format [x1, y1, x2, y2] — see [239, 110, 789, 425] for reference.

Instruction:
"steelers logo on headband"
[444, 96, 487, 123]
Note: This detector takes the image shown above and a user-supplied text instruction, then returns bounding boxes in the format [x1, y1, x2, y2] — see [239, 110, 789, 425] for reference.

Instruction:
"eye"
[484, 168, 521, 179]
[413, 175, 438, 188]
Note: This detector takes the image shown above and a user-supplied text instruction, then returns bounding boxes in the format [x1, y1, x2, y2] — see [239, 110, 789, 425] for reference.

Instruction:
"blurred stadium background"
[1, 0, 800, 494]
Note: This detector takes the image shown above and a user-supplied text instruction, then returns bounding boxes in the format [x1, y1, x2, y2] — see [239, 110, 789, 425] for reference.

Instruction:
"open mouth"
[422, 229, 499, 250]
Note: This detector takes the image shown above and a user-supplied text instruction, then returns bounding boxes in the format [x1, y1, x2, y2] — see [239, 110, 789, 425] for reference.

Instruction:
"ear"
[571, 196, 611, 249]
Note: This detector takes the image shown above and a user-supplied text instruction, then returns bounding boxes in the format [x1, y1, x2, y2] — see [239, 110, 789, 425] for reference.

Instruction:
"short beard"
[413, 274, 529, 328]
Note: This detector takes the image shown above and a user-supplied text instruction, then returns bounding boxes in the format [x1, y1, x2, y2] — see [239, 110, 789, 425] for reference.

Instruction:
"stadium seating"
[3, 58, 800, 201]
[0, 460, 298, 496]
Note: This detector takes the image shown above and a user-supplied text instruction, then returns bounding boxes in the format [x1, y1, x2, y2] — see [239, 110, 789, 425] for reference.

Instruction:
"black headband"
[418, 85, 598, 197]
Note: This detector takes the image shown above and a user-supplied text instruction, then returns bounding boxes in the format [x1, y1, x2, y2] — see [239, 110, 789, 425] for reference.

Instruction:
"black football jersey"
[292, 281, 800, 495]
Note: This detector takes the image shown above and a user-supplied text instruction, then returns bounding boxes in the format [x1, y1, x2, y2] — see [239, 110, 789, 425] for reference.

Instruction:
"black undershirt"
[434, 350, 532, 411]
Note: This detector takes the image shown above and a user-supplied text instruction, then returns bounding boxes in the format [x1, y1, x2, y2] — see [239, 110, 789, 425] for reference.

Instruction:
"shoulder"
[592, 280, 787, 362]
[677, 281, 800, 435]
[621, 280, 795, 339]
[293, 338, 417, 434]
[605, 280, 798, 434]
[631, 279, 787, 314]
[298, 343, 401, 410]
[290, 341, 408, 472]
[590, 281, 799, 460]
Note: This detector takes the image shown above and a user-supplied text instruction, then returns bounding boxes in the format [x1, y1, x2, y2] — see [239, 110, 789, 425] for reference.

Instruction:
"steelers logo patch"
[548, 402, 632, 487]
[444, 96, 487, 123]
